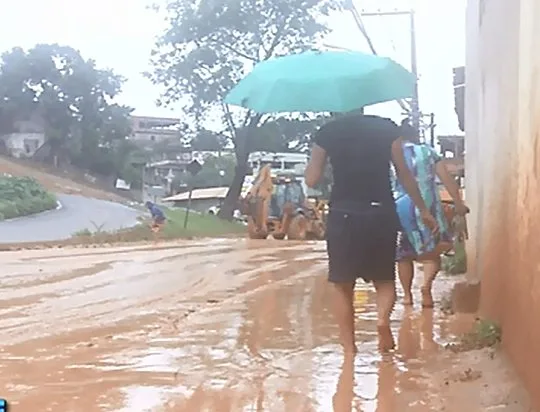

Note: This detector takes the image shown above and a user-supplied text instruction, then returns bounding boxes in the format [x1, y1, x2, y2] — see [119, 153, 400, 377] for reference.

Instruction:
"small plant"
[0, 175, 57, 220]
[474, 319, 502, 346]
[446, 318, 502, 352]
[89, 221, 106, 233]
[72, 228, 93, 237]
[442, 240, 467, 274]
[439, 293, 454, 315]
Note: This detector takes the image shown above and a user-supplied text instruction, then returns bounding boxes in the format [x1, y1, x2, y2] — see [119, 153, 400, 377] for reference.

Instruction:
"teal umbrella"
[224, 50, 415, 113]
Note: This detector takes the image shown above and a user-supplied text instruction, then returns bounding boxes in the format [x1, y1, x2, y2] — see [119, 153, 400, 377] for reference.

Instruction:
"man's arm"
[304, 144, 327, 188]
[390, 138, 428, 212]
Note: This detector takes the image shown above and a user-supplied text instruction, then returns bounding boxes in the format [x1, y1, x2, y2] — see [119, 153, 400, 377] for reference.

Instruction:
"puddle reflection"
[104, 271, 445, 411]
[0, 242, 475, 412]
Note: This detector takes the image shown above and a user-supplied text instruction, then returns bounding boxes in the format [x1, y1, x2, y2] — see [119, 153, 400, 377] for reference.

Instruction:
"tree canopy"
[187, 155, 237, 189]
[148, 0, 343, 217]
[0, 44, 142, 184]
[189, 129, 229, 152]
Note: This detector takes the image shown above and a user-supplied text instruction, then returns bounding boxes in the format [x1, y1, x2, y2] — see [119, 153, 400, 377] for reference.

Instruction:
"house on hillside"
[191, 150, 235, 163]
[129, 116, 183, 146]
[142, 157, 196, 203]
[1, 115, 46, 158]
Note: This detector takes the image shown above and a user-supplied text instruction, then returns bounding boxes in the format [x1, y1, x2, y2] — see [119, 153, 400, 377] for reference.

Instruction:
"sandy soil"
[0, 156, 125, 202]
[0, 239, 534, 411]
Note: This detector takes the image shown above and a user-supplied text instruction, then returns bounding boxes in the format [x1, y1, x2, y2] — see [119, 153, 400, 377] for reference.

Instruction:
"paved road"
[0, 194, 142, 243]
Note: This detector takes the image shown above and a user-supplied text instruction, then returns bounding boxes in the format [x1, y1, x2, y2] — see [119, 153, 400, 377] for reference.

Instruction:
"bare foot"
[421, 286, 434, 308]
[377, 325, 395, 352]
[403, 294, 413, 306]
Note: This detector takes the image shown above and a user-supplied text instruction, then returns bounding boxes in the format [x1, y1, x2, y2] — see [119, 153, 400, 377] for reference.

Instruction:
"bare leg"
[331, 281, 357, 354]
[373, 280, 396, 351]
[420, 257, 441, 308]
[397, 260, 415, 305]
[151, 224, 160, 244]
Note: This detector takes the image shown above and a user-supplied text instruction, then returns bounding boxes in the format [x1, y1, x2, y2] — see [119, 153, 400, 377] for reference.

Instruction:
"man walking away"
[304, 113, 438, 353]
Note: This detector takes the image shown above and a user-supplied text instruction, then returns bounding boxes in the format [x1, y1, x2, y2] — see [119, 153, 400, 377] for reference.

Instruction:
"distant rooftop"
[131, 116, 181, 130]
[163, 187, 229, 202]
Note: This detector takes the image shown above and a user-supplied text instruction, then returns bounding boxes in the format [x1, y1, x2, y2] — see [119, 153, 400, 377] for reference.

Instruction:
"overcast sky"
[0, 0, 466, 134]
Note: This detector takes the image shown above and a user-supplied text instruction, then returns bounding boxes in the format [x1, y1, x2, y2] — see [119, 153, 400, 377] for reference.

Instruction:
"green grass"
[161, 208, 246, 237]
[71, 207, 246, 244]
[442, 240, 467, 275]
[446, 318, 502, 352]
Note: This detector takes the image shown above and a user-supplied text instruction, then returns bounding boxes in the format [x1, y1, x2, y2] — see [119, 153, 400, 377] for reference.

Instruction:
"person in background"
[145, 201, 166, 234]
[304, 112, 438, 353]
[393, 120, 469, 308]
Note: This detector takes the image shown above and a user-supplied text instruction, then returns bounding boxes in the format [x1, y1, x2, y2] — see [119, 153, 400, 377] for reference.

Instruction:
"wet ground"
[0, 239, 533, 411]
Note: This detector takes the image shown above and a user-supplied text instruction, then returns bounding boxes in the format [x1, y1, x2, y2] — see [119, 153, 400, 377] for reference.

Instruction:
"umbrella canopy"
[224, 50, 416, 113]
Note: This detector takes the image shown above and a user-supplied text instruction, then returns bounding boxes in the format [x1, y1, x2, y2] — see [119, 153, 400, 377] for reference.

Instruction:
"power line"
[355, 7, 421, 131]
[345, 2, 411, 114]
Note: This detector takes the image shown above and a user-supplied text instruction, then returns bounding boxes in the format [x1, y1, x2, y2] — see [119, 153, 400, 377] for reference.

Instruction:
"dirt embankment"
[0, 156, 127, 202]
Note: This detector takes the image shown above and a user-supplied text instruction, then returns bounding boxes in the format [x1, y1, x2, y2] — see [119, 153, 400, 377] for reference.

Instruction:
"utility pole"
[346, 4, 411, 115]
[409, 10, 420, 133]
[359, 9, 421, 132]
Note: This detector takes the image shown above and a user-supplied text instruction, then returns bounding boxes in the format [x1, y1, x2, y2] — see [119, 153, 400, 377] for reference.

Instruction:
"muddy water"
[0, 239, 532, 411]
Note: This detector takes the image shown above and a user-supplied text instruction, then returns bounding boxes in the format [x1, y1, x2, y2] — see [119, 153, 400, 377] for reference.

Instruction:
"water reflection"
[398, 307, 421, 360]
[0, 241, 479, 411]
[333, 355, 355, 412]
[420, 309, 438, 354]
[398, 307, 440, 361]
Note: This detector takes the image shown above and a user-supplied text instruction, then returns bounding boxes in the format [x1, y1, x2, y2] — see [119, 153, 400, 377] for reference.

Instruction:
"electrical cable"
[347, 3, 411, 113]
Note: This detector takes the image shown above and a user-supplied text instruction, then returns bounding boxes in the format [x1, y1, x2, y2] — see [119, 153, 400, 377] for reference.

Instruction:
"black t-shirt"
[312, 114, 400, 206]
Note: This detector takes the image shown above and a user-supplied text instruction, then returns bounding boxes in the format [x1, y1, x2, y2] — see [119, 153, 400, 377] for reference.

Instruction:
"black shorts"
[326, 204, 398, 284]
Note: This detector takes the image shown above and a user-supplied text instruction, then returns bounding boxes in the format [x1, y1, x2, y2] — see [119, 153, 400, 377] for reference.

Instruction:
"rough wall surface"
[466, 0, 540, 407]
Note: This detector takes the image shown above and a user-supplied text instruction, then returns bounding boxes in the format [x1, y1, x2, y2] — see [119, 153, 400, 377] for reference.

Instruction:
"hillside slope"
[0, 156, 127, 202]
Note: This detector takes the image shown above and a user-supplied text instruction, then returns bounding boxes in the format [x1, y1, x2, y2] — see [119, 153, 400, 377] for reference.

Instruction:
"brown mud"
[0, 239, 533, 411]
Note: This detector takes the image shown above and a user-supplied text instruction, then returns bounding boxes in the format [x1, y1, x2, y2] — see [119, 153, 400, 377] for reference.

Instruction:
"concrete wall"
[3, 132, 45, 158]
[466, 0, 540, 407]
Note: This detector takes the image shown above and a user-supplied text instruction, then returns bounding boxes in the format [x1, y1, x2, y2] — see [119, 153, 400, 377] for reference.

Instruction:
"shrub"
[442, 240, 467, 275]
[0, 175, 57, 220]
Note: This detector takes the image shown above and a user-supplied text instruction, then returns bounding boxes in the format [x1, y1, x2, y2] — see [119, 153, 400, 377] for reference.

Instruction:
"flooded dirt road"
[0, 239, 532, 411]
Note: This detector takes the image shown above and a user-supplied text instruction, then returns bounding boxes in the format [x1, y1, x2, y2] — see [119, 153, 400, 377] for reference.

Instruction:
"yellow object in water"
[354, 290, 368, 311]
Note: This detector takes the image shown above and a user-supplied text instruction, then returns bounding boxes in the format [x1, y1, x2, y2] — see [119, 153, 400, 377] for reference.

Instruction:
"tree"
[0, 47, 39, 135]
[190, 129, 228, 152]
[0, 44, 134, 173]
[148, 0, 343, 218]
[188, 155, 237, 189]
[254, 116, 328, 152]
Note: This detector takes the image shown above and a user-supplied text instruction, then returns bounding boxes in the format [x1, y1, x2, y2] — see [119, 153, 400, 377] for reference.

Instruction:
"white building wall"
[3, 132, 45, 158]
